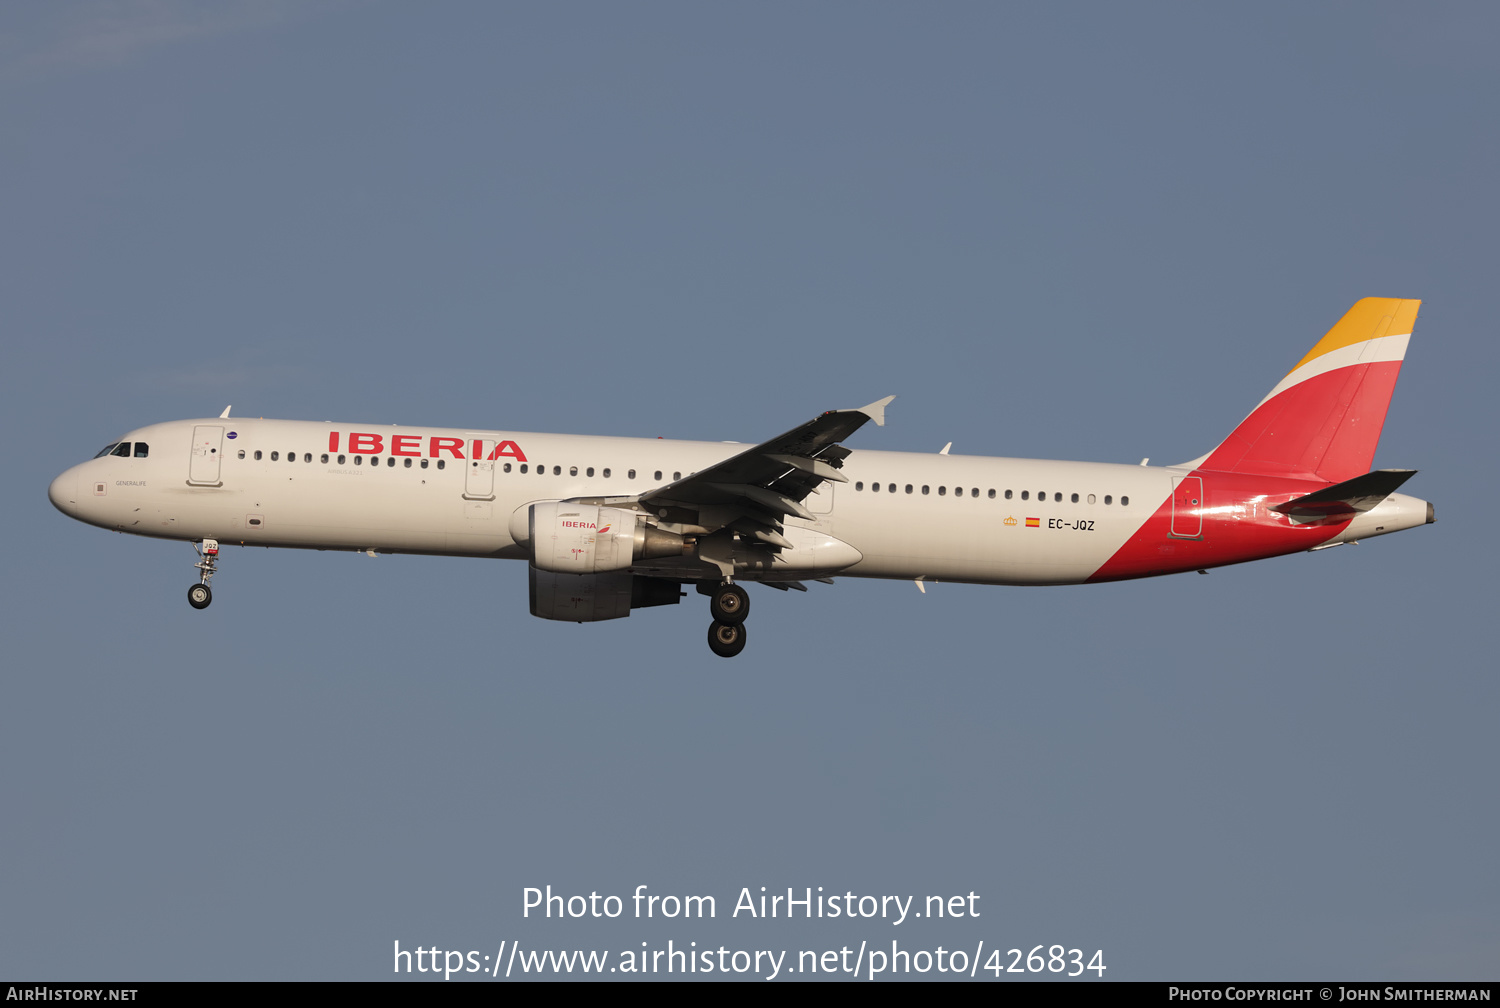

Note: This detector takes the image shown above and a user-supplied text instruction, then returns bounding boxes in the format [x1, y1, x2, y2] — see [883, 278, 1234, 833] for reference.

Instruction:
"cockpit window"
[133, 443, 149, 458]
[94, 443, 120, 459]
[110, 443, 132, 458]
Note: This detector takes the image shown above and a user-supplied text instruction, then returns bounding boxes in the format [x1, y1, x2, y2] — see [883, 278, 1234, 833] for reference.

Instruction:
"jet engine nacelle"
[511, 501, 690, 574]
[528, 569, 683, 622]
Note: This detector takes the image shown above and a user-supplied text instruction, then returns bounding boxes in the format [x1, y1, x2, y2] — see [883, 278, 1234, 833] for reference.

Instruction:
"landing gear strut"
[703, 581, 750, 657]
[189, 538, 219, 610]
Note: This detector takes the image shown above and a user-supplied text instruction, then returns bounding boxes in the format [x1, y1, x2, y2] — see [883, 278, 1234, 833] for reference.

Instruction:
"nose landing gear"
[704, 581, 750, 657]
[188, 539, 219, 610]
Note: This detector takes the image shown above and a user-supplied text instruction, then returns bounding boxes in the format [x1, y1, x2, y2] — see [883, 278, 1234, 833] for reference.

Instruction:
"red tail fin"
[1196, 298, 1420, 483]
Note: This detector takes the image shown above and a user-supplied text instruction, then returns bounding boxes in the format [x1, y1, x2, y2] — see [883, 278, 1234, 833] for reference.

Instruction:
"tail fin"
[1194, 297, 1420, 482]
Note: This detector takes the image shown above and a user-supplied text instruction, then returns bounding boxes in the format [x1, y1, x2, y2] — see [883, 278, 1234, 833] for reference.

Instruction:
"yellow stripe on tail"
[1290, 297, 1420, 372]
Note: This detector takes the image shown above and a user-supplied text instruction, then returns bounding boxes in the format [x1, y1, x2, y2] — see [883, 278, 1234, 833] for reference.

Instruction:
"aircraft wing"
[631, 396, 893, 546]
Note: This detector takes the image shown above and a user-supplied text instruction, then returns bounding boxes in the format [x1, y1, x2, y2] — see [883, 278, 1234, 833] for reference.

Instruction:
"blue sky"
[2, 1, 1495, 981]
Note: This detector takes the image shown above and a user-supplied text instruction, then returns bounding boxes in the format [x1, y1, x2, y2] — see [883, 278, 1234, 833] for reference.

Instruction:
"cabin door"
[1170, 476, 1203, 538]
[188, 425, 224, 486]
[464, 438, 497, 500]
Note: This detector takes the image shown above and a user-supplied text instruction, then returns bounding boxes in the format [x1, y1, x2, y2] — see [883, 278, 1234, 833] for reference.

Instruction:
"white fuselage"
[51, 417, 1188, 586]
[46, 300, 1435, 659]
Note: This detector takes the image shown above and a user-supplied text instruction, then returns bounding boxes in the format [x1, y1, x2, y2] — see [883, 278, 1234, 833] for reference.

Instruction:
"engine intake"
[511, 502, 691, 574]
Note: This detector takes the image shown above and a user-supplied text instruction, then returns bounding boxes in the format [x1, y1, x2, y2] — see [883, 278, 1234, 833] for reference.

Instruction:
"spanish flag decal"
[1025, 517, 1040, 528]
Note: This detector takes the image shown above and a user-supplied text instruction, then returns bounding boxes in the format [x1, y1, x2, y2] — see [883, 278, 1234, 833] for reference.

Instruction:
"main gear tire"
[709, 584, 749, 625]
[707, 620, 747, 658]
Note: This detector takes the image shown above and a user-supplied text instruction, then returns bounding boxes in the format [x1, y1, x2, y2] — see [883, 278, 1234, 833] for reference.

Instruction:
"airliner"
[48, 298, 1432, 657]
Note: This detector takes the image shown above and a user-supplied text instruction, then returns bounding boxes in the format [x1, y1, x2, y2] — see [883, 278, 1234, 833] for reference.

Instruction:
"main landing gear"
[188, 538, 219, 610]
[704, 581, 749, 658]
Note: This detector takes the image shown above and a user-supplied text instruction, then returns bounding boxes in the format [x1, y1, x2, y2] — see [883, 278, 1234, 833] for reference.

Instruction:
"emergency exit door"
[464, 438, 497, 500]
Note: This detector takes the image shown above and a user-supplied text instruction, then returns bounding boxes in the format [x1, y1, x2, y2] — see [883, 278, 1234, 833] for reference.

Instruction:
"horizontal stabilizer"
[1270, 469, 1417, 520]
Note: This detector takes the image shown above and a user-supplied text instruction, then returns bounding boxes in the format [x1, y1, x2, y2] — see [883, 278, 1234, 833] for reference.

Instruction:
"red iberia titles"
[327, 431, 527, 462]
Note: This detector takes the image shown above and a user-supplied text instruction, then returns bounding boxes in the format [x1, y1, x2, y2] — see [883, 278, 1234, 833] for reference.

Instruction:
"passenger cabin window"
[654, 470, 662, 481]
[437, 460, 445, 470]
[938, 486, 946, 495]
[271, 451, 279, 461]
[1104, 495, 1112, 504]
[304, 453, 312, 463]
[255, 450, 263, 460]
[422, 459, 430, 469]
[239, 450, 247, 460]
[628, 470, 636, 479]
[1121, 496, 1129, 506]
[855, 481, 864, 491]
[1021, 491, 1028, 500]
[337, 455, 346, 464]
[1005, 489, 1013, 499]
[602, 468, 611, 478]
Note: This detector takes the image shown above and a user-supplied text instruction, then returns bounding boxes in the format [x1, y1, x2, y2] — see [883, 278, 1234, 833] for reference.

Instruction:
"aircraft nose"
[48, 469, 78, 515]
